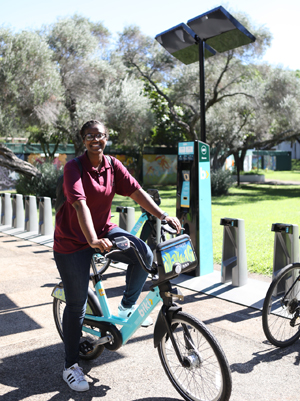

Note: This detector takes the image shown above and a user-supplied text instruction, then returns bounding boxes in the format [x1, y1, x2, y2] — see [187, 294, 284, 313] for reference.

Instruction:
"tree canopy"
[1, 11, 300, 176]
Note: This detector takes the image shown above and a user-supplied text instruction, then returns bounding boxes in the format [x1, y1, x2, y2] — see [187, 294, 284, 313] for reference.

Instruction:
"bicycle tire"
[93, 254, 111, 275]
[53, 288, 105, 360]
[262, 263, 300, 347]
[157, 311, 232, 401]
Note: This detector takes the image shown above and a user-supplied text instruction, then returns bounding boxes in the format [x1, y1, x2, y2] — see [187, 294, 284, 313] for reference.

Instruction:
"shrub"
[15, 162, 63, 199]
[211, 169, 233, 196]
[292, 159, 300, 171]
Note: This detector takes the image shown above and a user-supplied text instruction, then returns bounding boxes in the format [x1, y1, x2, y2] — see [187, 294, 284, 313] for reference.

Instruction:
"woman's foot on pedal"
[118, 303, 153, 327]
[63, 363, 89, 392]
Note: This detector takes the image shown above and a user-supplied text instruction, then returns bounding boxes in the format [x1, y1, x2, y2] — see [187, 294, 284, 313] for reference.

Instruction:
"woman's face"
[83, 124, 107, 156]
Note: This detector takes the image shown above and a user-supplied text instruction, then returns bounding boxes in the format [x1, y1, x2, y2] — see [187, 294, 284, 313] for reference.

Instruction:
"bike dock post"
[29, 196, 54, 245]
[11, 194, 24, 230]
[15, 195, 39, 239]
[3, 194, 26, 235]
[220, 217, 247, 287]
[271, 223, 299, 277]
[38, 197, 53, 236]
[0, 193, 13, 231]
[116, 206, 135, 232]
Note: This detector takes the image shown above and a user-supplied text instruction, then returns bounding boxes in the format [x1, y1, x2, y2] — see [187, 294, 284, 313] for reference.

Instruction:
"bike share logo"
[200, 145, 209, 179]
[138, 298, 153, 318]
[200, 167, 209, 180]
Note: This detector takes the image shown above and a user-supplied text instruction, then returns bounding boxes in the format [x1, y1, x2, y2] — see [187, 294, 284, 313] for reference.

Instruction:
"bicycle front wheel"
[262, 263, 300, 347]
[158, 311, 232, 401]
[93, 254, 111, 275]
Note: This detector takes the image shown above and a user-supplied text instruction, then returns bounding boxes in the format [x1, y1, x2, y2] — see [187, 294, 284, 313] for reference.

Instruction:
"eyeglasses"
[84, 133, 107, 141]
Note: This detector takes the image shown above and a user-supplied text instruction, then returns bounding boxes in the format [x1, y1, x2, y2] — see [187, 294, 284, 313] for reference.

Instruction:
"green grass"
[212, 184, 300, 276]
[112, 183, 300, 277]
[262, 170, 300, 182]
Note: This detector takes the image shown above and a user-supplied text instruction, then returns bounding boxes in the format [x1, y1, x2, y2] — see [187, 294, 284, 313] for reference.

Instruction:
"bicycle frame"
[129, 212, 148, 236]
[84, 277, 162, 344]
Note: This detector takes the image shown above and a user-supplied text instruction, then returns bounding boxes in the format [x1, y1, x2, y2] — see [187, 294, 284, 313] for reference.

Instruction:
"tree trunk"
[0, 144, 41, 178]
[239, 149, 247, 172]
[233, 152, 240, 187]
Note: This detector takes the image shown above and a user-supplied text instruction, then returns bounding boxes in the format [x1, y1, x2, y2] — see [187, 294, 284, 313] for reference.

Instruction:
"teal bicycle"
[52, 224, 232, 401]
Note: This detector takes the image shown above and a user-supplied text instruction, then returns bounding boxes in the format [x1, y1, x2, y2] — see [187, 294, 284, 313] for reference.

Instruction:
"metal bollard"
[0, 193, 12, 228]
[116, 206, 135, 233]
[271, 223, 299, 276]
[24, 195, 38, 233]
[220, 217, 247, 286]
[38, 197, 54, 236]
[271, 223, 299, 296]
[11, 194, 25, 229]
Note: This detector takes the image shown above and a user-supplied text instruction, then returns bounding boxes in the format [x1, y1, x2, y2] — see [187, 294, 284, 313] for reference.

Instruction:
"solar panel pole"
[198, 38, 206, 143]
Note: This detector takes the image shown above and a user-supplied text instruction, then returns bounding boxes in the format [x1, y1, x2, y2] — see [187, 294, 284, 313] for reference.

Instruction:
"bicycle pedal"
[79, 340, 94, 355]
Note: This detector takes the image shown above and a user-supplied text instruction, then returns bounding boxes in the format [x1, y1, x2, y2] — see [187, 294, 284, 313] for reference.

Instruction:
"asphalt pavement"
[1, 231, 300, 401]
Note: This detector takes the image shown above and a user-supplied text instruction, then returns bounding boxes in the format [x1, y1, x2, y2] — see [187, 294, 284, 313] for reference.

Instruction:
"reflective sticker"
[86, 304, 93, 315]
[52, 287, 66, 302]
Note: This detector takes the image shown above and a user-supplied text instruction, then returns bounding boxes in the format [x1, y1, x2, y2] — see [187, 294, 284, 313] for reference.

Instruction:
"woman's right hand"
[90, 238, 113, 253]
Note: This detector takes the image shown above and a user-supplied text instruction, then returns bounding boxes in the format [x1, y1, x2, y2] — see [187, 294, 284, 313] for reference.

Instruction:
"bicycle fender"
[51, 282, 65, 302]
[153, 305, 182, 348]
[51, 282, 102, 316]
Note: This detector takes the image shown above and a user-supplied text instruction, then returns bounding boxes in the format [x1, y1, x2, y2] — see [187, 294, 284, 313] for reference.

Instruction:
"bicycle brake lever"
[161, 222, 177, 235]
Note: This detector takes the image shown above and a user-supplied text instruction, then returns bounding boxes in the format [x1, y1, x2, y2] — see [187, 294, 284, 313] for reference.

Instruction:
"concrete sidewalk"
[1, 232, 300, 401]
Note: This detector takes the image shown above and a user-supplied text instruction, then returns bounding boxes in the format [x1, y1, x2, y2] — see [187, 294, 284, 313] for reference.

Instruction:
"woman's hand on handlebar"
[165, 216, 181, 234]
[90, 238, 113, 253]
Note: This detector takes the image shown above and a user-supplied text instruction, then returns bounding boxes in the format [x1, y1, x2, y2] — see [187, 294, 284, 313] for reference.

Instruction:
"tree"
[208, 66, 300, 175]
[143, 81, 188, 147]
[0, 18, 156, 177]
[40, 15, 112, 155]
[0, 144, 40, 178]
[41, 16, 155, 158]
[0, 27, 62, 137]
[26, 125, 67, 162]
[117, 17, 271, 142]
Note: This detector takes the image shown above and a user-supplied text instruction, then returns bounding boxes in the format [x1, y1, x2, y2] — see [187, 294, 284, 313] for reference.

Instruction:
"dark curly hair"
[79, 120, 109, 139]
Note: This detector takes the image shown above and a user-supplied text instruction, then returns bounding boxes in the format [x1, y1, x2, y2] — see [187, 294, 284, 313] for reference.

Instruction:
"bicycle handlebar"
[161, 220, 178, 235]
[104, 236, 158, 276]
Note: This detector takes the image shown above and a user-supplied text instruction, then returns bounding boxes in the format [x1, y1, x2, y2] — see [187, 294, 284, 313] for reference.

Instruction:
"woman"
[53, 120, 181, 392]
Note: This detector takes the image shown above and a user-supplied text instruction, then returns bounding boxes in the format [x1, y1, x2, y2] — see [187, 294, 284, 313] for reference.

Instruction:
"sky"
[0, 0, 299, 70]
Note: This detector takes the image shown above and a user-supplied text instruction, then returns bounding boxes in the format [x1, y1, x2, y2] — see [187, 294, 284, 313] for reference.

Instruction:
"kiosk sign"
[199, 143, 209, 162]
[176, 140, 213, 276]
[198, 141, 213, 275]
[178, 142, 194, 160]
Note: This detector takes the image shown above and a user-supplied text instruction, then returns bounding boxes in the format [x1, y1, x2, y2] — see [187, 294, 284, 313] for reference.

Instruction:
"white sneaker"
[118, 303, 153, 327]
[63, 363, 89, 392]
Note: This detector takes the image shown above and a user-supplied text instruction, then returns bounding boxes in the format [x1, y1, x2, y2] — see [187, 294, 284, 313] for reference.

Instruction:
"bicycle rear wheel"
[53, 288, 105, 360]
[262, 263, 300, 347]
[158, 311, 232, 401]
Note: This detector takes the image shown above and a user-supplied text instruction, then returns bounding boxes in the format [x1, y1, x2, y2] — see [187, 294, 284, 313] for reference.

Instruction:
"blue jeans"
[54, 227, 153, 367]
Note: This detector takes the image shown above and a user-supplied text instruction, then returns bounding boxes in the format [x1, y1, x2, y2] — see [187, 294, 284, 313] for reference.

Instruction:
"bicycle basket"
[156, 234, 198, 281]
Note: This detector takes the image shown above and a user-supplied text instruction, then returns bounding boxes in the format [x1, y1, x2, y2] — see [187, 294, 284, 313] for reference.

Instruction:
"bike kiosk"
[155, 7, 255, 277]
[176, 140, 213, 276]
